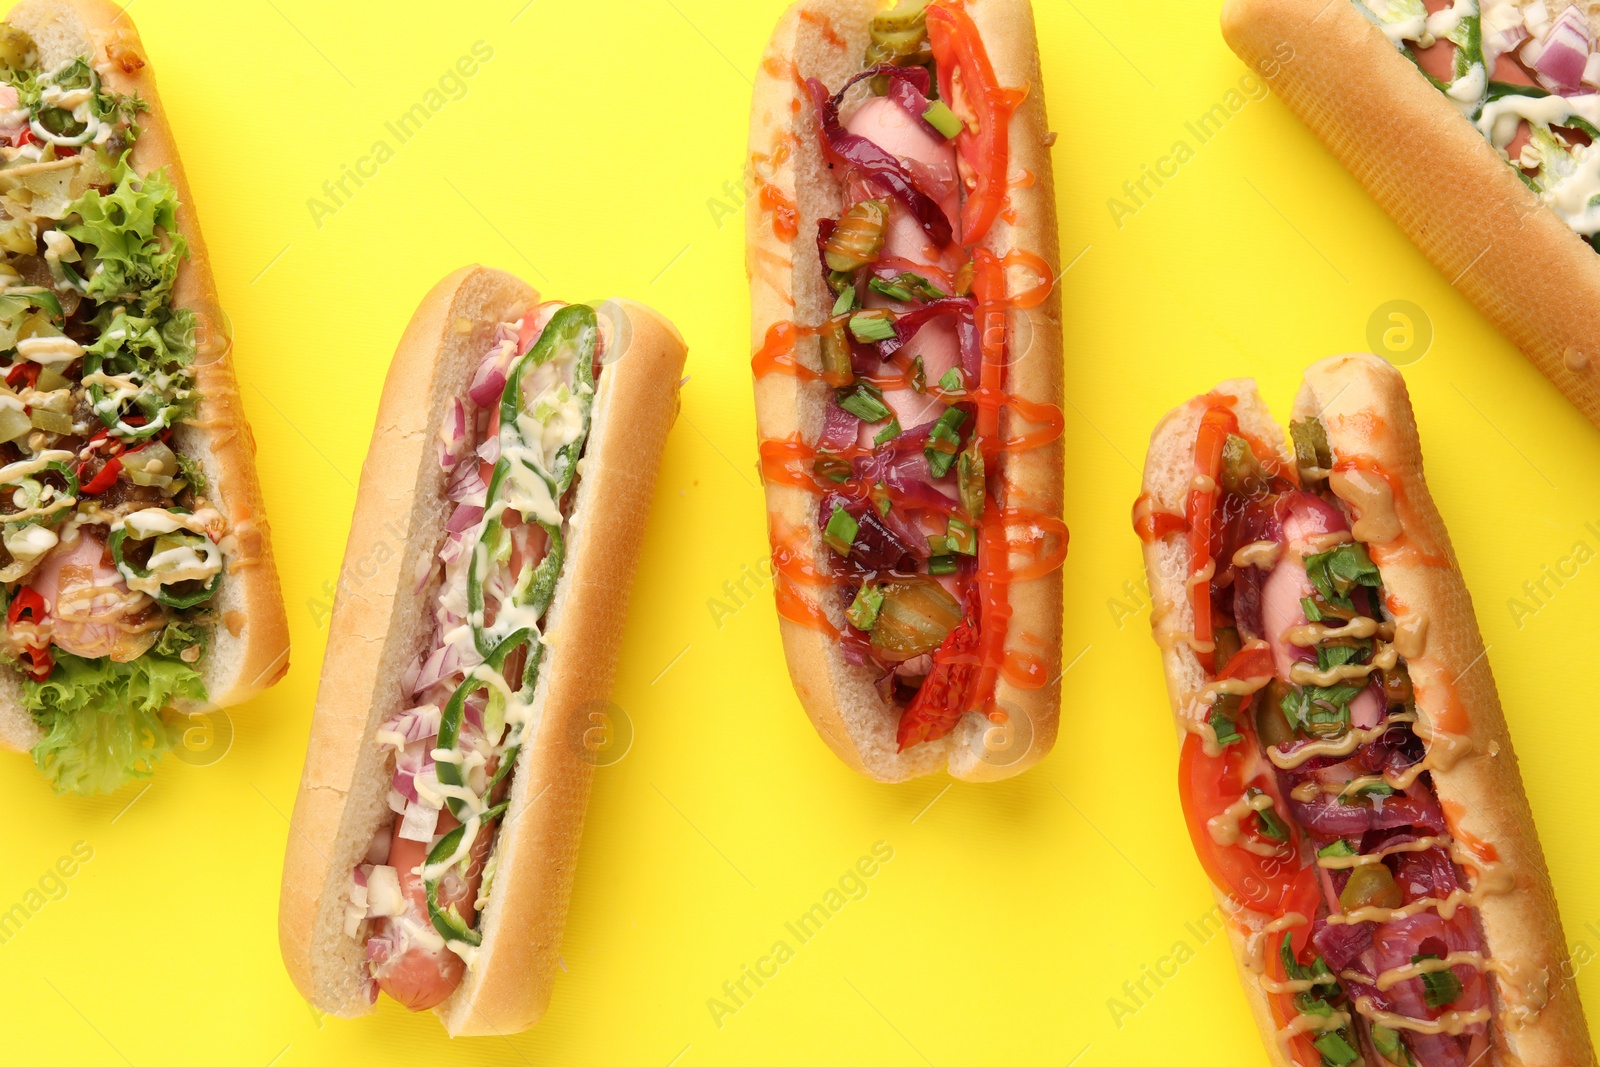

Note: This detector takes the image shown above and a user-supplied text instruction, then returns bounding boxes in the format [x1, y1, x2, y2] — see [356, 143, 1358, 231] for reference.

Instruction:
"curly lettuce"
[84, 305, 197, 437]
[62, 160, 187, 310]
[26, 651, 205, 795]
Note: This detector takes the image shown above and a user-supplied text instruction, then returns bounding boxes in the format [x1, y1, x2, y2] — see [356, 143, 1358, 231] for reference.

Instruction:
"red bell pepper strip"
[1187, 404, 1238, 672]
[6, 361, 38, 390]
[927, 2, 1020, 247]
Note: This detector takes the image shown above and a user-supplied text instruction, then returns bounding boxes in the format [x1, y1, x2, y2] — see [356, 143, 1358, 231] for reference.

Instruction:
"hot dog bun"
[747, 0, 1063, 783]
[1139, 355, 1595, 1066]
[278, 267, 685, 1035]
[1221, 0, 1600, 430]
[0, 0, 288, 755]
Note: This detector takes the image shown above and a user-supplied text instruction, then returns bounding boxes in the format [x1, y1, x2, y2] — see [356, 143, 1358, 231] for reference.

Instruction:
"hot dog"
[748, 0, 1065, 782]
[1223, 0, 1600, 431]
[0, 0, 287, 794]
[277, 267, 686, 1034]
[1134, 354, 1595, 1067]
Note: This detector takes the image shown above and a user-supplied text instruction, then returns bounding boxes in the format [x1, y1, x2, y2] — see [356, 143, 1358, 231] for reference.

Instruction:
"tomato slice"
[926, 2, 1016, 246]
[1187, 405, 1237, 671]
[1177, 730, 1306, 918]
[896, 615, 980, 751]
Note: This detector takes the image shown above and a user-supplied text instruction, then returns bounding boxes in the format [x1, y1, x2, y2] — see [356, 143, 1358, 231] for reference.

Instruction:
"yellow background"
[2, 0, 1597, 1063]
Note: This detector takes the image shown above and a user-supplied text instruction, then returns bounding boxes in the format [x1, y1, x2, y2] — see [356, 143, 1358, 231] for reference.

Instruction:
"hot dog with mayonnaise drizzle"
[279, 267, 685, 1036]
[1136, 355, 1594, 1067]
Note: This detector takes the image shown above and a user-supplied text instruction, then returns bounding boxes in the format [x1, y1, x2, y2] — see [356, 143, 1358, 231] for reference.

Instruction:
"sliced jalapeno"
[109, 510, 221, 609]
[422, 800, 509, 946]
[0, 458, 77, 528]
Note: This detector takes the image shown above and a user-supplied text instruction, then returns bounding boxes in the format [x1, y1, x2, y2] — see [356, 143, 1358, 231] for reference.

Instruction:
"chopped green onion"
[847, 583, 885, 631]
[1354, 780, 1396, 797]
[1304, 542, 1383, 610]
[1301, 596, 1324, 623]
[838, 382, 892, 423]
[1208, 705, 1243, 747]
[870, 481, 892, 517]
[925, 407, 967, 478]
[1413, 956, 1463, 1008]
[828, 269, 857, 294]
[849, 311, 897, 343]
[946, 518, 976, 556]
[873, 417, 901, 446]
[824, 505, 858, 556]
[957, 436, 984, 518]
[814, 456, 852, 483]
[928, 554, 956, 575]
[910, 356, 926, 393]
[927, 534, 950, 556]
[1370, 1024, 1405, 1062]
[923, 100, 963, 139]
[869, 276, 915, 303]
[1254, 802, 1288, 841]
[1317, 839, 1357, 858]
[1312, 1032, 1360, 1066]
[832, 285, 858, 316]
[938, 367, 965, 394]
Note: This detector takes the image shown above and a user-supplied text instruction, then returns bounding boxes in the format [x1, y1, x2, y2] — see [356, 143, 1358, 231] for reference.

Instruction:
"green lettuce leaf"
[26, 650, 206, 795]
[63, 160, 187, 310]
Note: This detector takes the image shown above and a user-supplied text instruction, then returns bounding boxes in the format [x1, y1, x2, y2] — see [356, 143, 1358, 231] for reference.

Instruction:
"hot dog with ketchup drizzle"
[749, 0, 1066, 781]
[1135, 358, 1594, 1067]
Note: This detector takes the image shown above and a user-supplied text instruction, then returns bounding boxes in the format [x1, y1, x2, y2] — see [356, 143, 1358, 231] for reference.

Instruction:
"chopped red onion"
[476, 434, 501, 466]
[398, 799, 440, 843]
[1527, 4, 1592, 92]
[446, 504, 485, 534]
[364, 938, 394, 964]
[437, 398, 469, 471]
[807, 72, 954, 248]
[820, 398, 860, 452]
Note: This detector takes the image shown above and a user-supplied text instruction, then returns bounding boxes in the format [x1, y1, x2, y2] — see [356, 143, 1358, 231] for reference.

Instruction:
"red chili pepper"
[927, 3, 1021, 247]
[5, 361, 38, 390]
[79, 453, 123, 494]
[7, 586, 44, 625]
[14, 126, 33, 148]
[8, 588, 52, 680]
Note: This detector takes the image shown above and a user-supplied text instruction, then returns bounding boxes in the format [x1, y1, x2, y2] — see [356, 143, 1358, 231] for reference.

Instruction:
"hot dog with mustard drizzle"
[748, 0, 1065, 782]
[279, 267, 686, 1035]
[1135, 355, 1594, 1067]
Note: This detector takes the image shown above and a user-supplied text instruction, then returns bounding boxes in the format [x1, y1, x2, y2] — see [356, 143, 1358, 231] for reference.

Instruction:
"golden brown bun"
[747, 0, 1063, 782]
[1222, 0, 1600, 430]
[0, 0, 289, 755]
[1139, 356, 1596, 1067]
[278, 267, 686, 1036]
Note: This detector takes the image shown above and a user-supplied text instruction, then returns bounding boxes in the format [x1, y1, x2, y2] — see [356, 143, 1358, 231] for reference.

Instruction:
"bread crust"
[747, 0, 1062, 783]
[278, 268, 685, 1036]
[0, 0, 289, 754]
[1221, 0, 1600, 430]
[1139, 357, 1596, 1066]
